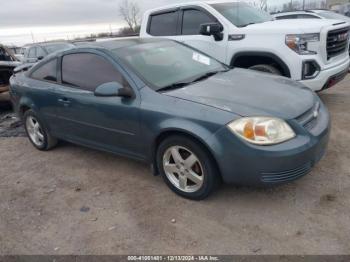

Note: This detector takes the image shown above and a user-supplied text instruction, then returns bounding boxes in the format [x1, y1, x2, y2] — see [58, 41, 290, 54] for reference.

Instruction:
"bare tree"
[119, 0, 141, 33]
[259, 0, 268, 11]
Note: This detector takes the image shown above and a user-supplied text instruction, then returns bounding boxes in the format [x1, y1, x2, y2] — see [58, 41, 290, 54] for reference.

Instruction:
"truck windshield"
[113, 41, 227, 90]
[211, 2, 272, 27]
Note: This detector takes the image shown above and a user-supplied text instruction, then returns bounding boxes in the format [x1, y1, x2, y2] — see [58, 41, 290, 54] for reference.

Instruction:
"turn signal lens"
[228, 117, 296, 145]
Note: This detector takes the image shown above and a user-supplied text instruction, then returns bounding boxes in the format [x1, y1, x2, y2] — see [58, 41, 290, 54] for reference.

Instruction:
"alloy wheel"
[163, 146, 204, 193]
[26, 116, 45, 147]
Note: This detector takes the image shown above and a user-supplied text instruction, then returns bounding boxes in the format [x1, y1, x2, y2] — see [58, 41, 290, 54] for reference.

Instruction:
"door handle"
[58, 97, 71, 106]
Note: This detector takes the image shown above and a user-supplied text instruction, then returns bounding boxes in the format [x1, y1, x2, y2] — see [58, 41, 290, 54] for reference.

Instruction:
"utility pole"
[303, 0, 306, 10]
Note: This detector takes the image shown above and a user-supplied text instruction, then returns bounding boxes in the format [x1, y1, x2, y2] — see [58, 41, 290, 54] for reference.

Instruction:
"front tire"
[156, 135, 220, 200]
[24, 110, 57, 151]
[249, 64, 282, 75]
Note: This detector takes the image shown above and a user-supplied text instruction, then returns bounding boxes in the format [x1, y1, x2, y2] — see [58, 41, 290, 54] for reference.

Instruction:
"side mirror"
[37, 56, 44, 61]
[94, 82, 134, 98]
[199, 23, 224, 41]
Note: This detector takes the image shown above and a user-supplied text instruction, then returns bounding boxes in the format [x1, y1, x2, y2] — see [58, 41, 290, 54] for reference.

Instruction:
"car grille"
[327, 27, 350, 60]
[295, 102, 320, 131]
[261, 162, 312, 183]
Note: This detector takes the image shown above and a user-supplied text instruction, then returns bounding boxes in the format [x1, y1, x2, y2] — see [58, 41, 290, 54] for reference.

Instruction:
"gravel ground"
[0, 109, 25, 138]
[0, 77, 350, 255]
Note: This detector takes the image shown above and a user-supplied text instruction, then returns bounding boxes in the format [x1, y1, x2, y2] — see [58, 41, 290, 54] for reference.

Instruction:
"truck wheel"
[24, 110, 58, 151]
[249, 64, 282, 76]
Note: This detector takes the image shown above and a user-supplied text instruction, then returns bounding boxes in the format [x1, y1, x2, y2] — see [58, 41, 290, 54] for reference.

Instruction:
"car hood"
[241, 19, 346, 34]
[164, 68, 316, 119]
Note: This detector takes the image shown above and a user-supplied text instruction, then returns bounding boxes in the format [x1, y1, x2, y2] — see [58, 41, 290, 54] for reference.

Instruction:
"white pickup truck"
[140, 0, 350, 91]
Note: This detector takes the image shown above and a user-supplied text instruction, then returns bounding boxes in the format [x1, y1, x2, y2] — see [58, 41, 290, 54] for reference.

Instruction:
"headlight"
[228, 117, 296, 145]
[286, 33, 320, 55]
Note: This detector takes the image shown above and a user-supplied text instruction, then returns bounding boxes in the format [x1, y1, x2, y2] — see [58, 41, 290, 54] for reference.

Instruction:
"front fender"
[148, 118, 225, 175]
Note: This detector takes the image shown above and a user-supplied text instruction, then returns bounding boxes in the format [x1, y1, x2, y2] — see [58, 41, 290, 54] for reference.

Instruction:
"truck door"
[146, 8, 228, 64]
[176, 8, 227, 64]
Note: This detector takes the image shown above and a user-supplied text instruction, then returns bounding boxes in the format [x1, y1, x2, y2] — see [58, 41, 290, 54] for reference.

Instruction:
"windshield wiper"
[157, 82, 192, 93]
[157, 69, 229, 93]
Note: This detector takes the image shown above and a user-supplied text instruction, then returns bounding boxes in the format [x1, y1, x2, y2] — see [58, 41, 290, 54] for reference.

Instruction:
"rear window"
[149, 11, 178, 36]
[31, 59, 57, 82]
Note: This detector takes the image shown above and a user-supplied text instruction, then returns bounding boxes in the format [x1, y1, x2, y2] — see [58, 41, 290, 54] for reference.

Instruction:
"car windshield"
[318, 11, 350, 20]
[211, 2, 272, 27]
[45, 43, 74, 53]
[113, 41, 227, 90]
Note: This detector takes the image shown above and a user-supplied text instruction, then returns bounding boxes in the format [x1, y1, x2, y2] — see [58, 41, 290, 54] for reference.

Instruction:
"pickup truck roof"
[145, 0, 248, 12]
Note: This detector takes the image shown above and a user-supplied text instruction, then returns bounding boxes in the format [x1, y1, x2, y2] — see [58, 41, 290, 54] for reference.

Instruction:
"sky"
[0, 0, 290, 46]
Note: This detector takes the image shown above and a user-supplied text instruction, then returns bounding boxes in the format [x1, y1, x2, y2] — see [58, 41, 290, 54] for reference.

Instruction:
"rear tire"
[156, 135, 220, 200]
[249, 64, 282, 75]
[24, 109, 57, 151]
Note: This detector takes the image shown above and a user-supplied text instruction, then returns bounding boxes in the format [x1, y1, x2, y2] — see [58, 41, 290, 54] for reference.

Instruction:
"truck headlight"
[228, 117, 296, 145]
[286, 33, 320, 55]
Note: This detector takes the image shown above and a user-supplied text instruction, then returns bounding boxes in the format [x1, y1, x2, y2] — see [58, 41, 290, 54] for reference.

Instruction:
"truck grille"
[327, 27, 350, 60]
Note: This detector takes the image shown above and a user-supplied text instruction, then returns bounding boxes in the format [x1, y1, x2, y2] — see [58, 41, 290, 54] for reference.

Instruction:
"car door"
[26, 58, 61, 127]
[147, 8, 227, 63]
[53, 51, 143, 159]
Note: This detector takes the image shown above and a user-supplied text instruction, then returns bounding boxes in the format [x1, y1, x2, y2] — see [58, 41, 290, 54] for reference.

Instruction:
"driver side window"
[181, 9, 216, 35]
[61, 53, 129, 92]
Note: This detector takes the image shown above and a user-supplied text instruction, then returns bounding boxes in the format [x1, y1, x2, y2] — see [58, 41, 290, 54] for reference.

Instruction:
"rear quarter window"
[31, 59, 58, 82]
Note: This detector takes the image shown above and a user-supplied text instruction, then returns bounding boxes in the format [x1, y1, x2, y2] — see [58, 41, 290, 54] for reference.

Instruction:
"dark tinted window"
[182, 9, 215, 35]
[149, 11, 178, 36]
[31, 59, 57, 82]
[62, 53, 124, 92]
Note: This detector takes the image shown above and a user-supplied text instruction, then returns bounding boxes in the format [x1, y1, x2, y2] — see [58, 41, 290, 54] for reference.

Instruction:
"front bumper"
[208, 101, 330, 186]
[299, 58, 349, 91]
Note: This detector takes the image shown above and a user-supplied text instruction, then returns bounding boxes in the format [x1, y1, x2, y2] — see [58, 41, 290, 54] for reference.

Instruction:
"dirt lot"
[0, 77, 350, 255]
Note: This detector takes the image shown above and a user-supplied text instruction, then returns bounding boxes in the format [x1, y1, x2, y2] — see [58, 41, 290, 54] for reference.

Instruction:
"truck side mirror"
[199, 23, 224, 41]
